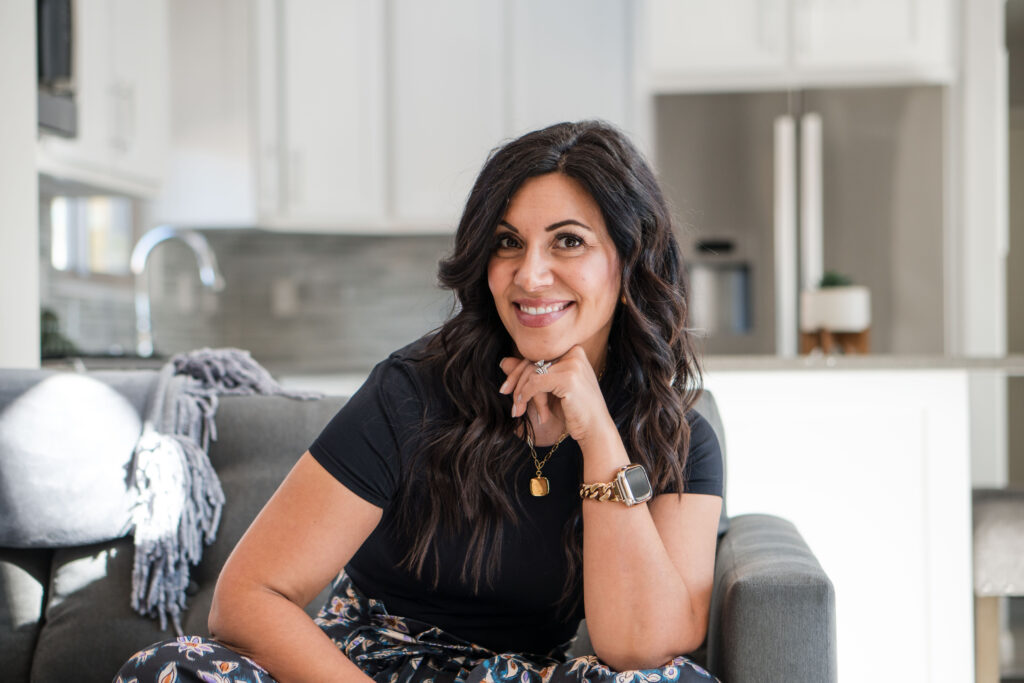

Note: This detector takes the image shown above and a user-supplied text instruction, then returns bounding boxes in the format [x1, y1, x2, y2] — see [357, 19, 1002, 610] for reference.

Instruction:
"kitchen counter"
[271, 354, 1024, 398]
[39, 353, 1024, 398]
[703, 352, 1024, 373]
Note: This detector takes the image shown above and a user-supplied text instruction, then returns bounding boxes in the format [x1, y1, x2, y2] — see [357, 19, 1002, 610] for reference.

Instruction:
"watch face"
[623, 465, 653, 502]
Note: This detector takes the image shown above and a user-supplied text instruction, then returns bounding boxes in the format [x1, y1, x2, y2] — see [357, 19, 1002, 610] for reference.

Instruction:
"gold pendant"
[530, 476, 550, 497]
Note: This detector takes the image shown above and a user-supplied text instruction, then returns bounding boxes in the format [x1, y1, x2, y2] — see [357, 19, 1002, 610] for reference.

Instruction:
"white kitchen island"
[703, 355, 1024, 683]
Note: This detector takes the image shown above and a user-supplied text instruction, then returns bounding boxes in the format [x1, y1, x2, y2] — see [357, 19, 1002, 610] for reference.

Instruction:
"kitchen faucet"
[130, 226, 225, 357]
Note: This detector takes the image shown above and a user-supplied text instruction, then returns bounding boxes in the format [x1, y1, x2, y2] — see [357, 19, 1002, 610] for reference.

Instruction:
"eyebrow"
[497, 219, 594, 233]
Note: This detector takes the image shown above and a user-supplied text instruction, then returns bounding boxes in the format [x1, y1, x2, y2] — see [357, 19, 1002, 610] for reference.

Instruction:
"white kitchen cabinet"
[169, 0, 639, 231]
[37, 0, 169, 197]
[509, 0, 633, 137]
[793, 0, 953, 79]
[152, 0, 257, 226]
[392, 0, 636, 228]
[390, 0, 506, 228]
[647, 0, 789, 90]
[645, 0, 954, 92]
[255, 0, 387, 229]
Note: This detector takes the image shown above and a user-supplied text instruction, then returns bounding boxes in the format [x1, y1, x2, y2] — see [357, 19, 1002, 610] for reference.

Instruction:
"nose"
[513, 246, 554, 292]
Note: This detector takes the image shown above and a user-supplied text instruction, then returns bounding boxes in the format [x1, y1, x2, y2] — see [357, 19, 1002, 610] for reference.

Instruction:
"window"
[49, 195, 134, 276]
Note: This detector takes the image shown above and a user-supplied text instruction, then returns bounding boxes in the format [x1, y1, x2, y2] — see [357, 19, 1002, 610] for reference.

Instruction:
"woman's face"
[487, 172, 622, 368]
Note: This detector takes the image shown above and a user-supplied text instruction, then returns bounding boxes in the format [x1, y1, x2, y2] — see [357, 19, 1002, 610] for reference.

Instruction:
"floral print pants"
[113, 572, 719, 683]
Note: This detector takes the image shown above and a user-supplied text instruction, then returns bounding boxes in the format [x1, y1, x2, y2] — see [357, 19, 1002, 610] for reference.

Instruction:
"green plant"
[818, 270, 854, 288]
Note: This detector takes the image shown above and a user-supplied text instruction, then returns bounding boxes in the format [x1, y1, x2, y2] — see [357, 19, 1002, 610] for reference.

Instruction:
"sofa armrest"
[707, 513, 836, 683]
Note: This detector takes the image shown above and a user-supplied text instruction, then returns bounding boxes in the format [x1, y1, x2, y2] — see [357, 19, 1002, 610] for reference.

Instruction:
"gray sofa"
[0, 368, 836, 682]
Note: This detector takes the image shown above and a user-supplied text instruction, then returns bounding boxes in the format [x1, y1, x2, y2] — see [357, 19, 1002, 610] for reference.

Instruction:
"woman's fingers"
[499, 349, 607, 440]
[505, 358, 548, 417]
[498, 357, 530, 395]
[510, 349, 595, 423]
[532, 391, 553, 424]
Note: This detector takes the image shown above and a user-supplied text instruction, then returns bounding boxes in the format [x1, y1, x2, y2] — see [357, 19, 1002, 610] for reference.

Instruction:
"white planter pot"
[800, 286, 871, 333]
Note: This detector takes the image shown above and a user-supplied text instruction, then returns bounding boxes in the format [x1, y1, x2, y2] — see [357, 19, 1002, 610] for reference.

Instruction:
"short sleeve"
[681, 411, 723, 496]
[308, 357, 424, 508]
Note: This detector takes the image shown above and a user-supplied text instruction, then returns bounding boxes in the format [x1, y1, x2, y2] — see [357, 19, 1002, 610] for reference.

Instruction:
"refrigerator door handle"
[774, 114, 798, 357]
[801, 111, 824, 292]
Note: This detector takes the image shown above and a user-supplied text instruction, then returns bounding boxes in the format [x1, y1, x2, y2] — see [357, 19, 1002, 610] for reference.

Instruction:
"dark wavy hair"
[394, 120, 701, 604]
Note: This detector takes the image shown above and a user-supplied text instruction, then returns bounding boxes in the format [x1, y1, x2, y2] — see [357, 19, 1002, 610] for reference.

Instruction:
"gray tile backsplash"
[42, 229, 455, 374]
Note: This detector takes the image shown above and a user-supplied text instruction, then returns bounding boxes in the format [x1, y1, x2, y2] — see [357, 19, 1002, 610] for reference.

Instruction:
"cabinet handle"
[260, 146, 280, 213]
[109, 81, 135, 154]
[773, 114, 798, 357]
[109, 83, 125, 152]
[122, 83, 136, 155]
[288, 150, 303, 209]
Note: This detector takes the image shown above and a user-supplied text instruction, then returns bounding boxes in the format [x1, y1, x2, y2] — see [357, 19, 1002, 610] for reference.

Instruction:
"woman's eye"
[495, 234, 520, 250]
[556, 234, 585, 249]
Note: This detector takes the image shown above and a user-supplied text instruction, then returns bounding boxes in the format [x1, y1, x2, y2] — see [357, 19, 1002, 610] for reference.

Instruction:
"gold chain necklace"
[526, 431, 570, 497]
[524, 365, 605, 497]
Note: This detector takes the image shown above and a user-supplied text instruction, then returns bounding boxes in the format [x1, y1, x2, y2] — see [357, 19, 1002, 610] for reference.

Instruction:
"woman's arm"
[502, 348, 721, 670]
[579, 438, 721, 670]
[208, 451, 383, 683]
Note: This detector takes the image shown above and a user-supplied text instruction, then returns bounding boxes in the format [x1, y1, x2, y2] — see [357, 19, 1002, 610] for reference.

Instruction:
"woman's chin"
[513, 343, 570, 364]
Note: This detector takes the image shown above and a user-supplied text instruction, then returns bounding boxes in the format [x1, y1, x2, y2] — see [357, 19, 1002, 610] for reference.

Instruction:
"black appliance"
[37, 0, 77, 138]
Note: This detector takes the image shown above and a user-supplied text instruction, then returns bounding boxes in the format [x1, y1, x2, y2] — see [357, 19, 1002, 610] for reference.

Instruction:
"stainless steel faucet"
[129, 226, 226, 357]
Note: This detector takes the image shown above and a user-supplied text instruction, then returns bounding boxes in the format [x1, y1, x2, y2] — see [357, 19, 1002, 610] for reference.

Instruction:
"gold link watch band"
[579, 464, 653, 506]
[579, 481, 621, 502]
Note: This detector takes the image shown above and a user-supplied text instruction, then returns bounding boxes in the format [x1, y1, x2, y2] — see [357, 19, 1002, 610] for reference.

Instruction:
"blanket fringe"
[129, 348, 321, 633]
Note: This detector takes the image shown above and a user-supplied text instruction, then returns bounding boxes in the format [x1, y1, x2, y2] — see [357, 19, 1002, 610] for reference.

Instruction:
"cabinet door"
[645, 0, 789, 92]
[391, 0, 506, 227]
[108, 0, 169, 188]
[272, 0, 386, 226]
[37, 0, 169, 196]
[37, 0, 115, 182]
[792, 0, 953, 81]
[510, 0, 633, 136]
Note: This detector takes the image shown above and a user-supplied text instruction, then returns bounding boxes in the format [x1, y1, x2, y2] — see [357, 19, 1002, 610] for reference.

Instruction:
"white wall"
[0, 0, 40, 368]
[954, 0, 1010, 486]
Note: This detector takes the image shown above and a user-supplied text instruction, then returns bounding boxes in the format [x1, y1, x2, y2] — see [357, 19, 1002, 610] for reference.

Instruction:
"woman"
[115, 121, 723, 683]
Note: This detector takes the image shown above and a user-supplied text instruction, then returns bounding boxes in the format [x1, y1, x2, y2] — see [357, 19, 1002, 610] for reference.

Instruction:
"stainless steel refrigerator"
[654, 86, 947, 356]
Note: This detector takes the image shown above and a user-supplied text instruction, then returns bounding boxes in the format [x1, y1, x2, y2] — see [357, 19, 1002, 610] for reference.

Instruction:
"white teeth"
[519, 302, 569, 315]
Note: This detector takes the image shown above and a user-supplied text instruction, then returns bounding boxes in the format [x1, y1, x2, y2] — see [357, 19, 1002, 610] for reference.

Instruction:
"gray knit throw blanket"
[129, 347, 321, 634]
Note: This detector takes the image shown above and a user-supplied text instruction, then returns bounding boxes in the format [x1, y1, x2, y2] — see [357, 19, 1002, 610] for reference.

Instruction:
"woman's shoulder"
[366, 333, 446, 409]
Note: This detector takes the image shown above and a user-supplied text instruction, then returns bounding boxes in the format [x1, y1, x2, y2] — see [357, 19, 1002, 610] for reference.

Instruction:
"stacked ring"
[534, 360, 553, 375]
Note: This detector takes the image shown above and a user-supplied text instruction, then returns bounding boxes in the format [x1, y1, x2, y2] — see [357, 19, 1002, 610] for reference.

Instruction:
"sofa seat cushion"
[0, 547, 51, 682]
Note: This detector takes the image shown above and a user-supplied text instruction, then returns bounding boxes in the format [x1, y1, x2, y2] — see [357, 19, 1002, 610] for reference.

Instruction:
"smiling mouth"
[515, 302, 572, 315]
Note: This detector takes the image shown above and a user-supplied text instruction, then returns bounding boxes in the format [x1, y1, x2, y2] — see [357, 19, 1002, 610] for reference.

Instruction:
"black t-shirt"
[309, 339, 723, 657]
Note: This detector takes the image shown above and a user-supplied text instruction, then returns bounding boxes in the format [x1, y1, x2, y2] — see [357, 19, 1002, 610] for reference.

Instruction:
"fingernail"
[499, 380, 510, 393]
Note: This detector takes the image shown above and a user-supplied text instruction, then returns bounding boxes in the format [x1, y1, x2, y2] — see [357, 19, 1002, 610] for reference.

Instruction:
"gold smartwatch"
[579, 464, 653, 506]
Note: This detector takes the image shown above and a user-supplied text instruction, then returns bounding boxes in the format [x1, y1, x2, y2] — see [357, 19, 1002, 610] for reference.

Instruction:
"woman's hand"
[498, 346, 615, 447]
